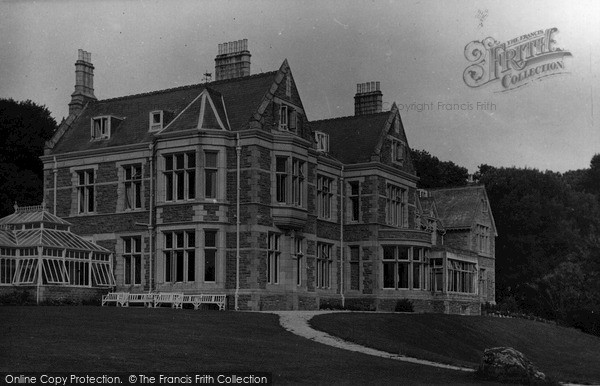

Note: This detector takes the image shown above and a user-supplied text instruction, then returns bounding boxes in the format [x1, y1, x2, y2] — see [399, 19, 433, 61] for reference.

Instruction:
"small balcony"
[272, 206, 308, 230]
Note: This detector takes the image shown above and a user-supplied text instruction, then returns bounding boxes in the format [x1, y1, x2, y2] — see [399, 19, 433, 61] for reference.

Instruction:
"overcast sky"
[1, 0, 598, 173]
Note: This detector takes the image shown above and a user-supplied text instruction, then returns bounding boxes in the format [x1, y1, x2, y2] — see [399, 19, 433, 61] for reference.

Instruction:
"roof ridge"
[97, 71, 278, 104]
[429, 185, 484, 192]
[311, 111, 390, 124]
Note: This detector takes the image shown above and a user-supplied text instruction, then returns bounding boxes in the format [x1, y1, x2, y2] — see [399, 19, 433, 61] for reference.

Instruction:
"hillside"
[310, 313, 600, 384]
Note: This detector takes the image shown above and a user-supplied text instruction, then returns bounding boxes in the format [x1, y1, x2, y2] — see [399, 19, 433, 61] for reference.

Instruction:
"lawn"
[1, 306, 498, 385]
[310, 312, 600, 384]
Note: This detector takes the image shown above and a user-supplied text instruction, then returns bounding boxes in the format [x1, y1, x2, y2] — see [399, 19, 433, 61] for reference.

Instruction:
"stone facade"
[38, 43, 497, 313]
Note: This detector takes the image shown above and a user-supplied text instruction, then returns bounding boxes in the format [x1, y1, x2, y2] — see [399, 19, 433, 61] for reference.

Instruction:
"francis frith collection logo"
[463, 28, 572, 91]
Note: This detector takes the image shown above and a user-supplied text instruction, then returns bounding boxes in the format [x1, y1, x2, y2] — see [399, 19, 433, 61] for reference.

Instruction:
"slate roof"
[429, 185, 492, 230]
[51, 71, 277, 154]
[310, 112, 391, 164]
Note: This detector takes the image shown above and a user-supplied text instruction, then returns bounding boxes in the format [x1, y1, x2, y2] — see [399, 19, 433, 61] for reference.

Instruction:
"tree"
[0, 99, 57, 217]
[410, 149, 469, 188]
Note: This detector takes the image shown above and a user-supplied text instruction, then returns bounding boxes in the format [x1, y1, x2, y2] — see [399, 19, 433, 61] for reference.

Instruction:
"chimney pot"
[354, 80, 383, 116]
[214, 38, 251, 81]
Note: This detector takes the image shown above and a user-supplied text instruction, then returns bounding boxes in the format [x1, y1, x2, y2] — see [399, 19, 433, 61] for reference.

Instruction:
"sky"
[1, 0, 598, 173]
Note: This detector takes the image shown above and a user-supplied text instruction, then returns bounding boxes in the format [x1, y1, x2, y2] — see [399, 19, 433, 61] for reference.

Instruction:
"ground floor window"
[382, 246, 428, 290]
[164, 230, 195, 283]
[349, 245, 360, 291]
[267, 233, 280, 284]
[123, 237, 142, 285]
[430, 258, 444, 292]
[447, 260, 476, 293]
[316, 243, 332, 288]
[293, 237, 303, 286]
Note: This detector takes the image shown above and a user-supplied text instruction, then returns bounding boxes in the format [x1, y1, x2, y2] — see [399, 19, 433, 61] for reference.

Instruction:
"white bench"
[125, 293, 155, 307]
[101, 292, 129, 307]
[153, 292, 184, 309]
[182, 294, 227, 310]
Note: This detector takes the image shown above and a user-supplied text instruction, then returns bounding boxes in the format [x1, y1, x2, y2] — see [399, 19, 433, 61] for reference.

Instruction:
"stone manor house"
[33, 40, 496, 313]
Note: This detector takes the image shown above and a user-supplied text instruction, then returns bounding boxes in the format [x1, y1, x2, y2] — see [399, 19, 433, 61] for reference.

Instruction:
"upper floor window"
[392, 140, 405, 164]
[292, 159, 305, 207]
[164, 230, 195, 283]
[267, 233, 280, 284]
[386, 184, 406, 227]
[476, 224, 490, 254]
[124, 164, 142, 210]
[77, 169, 95, 214]
[275, 157, 288, 203]
[314, 131, 329, 152]
[204, 151, 218, 199]
[164, 153, 196, 201]
[279, 105, 297, 132]
[149, 111, 164, 131]
[317, 175, 334, 219]
[91, 117, 110, 140]
[123, 237, 141, 285]
[348, 181, 360, 222]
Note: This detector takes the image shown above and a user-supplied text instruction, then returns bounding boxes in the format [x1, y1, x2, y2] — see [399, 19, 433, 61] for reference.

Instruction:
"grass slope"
[1, 307, 499, 385]
[310, 313, 600, 384]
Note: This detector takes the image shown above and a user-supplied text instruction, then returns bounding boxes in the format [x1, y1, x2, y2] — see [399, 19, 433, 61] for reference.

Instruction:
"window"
[204, 230, 217, 282]
[91, 117, 110, 140]
[386, 184, 406, 227]
[318, 175, 334, 219]
[349, 181, 360, 222]
[267, 233, 280, 284]
[430, 258, 444, 292]
[447, 260, 477, 293]
[164, 231, 195, 283]
[77, 169, 95, 214]
[293, 237, 303, 286]
[205, 151, 218, 198]
[276, 157, 288, 203]
[278, 105, 297, 132]
[123, 237, 142, 285]
[392, 140, 405, 164]
[316, 243, 332, 288]
[314, 131, 329, 152]
[124, 164, 142, 210]
[286, 75, 291, 97]
[382, 246, 427, 290]
[164, 153, 196, 201]
[477, 225, 490, 254]
[149, 111, 163, 131]
[279, 105, 288, 130]
[292, 158, 305, 207]
[349, 245, 360, 291]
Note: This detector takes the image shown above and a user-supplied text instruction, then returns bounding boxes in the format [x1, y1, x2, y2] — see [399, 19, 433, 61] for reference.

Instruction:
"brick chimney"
[354, 81, 382, 116]
[69, 49, 96, 116]
[214, 39, 251, 81]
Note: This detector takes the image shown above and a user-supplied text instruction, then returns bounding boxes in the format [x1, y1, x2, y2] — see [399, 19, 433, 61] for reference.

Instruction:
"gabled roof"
[311, 111, 391, 164]
[0, 205, 109, 252]
[0, 205, 71, 227]
[429, 185, 497, 235]
[49, 71, 278, 154]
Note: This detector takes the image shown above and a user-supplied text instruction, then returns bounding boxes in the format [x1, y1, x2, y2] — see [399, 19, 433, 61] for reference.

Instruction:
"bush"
[395, 299, 414, 312]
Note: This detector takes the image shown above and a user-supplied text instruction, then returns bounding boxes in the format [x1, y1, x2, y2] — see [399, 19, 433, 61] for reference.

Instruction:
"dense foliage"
[410, 149, 469, 188]
[0, 98, 57, 217]
[475, 161, 600, 334]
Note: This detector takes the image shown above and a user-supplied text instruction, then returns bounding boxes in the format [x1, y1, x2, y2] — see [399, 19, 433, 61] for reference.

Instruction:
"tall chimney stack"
[354, 81, 382, 116]
[214, 39, 251, 81]
[69, 49, 96, 116]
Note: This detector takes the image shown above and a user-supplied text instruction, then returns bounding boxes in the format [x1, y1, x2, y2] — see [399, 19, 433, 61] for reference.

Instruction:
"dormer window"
[91, 116, 110, 140]
[314, 131, 329, 152]
[149, 110, 163, 131]
[279, 105, 288, 130]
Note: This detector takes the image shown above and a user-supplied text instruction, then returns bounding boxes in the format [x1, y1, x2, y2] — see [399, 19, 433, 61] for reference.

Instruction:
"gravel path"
[271, 310, 475, 373]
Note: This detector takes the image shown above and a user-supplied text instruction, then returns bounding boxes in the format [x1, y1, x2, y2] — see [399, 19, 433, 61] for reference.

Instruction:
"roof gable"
[430, 185, 497, 235]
